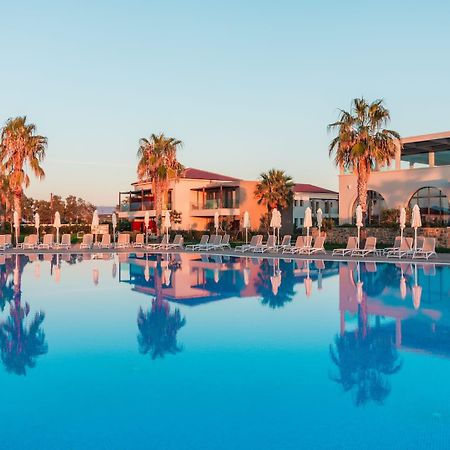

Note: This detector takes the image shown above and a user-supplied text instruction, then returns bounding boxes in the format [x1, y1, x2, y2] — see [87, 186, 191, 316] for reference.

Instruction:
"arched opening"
[409, 187, 450, 226]
[352, 190, 387, 225]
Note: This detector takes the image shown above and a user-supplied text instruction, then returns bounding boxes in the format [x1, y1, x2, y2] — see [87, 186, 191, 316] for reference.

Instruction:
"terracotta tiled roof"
[183, 167, 239, 181]
[293, 183, 338, 194]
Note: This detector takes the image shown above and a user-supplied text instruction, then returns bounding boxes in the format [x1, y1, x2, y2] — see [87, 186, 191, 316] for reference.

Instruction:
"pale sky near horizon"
[1, 0, 449, 206]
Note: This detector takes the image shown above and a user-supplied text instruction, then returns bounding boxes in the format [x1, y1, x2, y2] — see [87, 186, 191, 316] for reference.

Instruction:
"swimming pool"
[0, 253, 449, 449]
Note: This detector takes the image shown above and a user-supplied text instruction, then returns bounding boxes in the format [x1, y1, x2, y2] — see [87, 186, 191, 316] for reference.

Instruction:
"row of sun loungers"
[331, 235, 436, 260]
[0, 232, 438, 260]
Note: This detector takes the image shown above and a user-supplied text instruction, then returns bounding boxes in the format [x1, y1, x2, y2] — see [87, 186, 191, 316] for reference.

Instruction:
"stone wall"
[324, 227, 450, 248]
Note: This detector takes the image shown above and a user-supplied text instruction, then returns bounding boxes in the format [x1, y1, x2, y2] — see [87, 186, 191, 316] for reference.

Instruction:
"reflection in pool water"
[0, 252, 449, 449]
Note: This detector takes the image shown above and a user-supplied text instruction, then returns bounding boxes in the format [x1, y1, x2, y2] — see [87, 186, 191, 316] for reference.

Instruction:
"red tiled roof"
[293, 183, 338, 194]
[183, 167, 239, 182]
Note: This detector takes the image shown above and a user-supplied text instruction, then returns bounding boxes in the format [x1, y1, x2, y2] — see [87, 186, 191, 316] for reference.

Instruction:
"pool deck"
[2, 245, 449, 265]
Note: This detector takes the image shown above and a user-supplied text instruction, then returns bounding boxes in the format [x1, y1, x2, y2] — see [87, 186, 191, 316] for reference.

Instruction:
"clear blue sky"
[1, 0, 449, 205]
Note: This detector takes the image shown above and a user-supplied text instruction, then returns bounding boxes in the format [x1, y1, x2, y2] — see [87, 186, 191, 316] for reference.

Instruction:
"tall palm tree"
[137, 133, 184, 234]
[328, 98, 400, 220]
[0, 116, 47, 223]
[254, 169, 294, 213]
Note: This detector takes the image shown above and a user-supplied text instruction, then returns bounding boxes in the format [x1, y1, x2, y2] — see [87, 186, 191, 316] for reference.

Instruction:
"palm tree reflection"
[330, 264, 401, 406]
[0, 256, 48, 375]
[137, 255, 186, 359]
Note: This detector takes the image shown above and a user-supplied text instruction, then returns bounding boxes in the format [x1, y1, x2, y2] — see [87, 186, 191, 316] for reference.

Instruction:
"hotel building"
[118, 168, 335, 233]
[338, 131, 450, 225]
[292, 184, 338, 229]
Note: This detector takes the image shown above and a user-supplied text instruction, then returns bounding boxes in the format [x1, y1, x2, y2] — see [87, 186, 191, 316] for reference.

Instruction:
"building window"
[409, 186, 450, 225]
[300, 200, 303, 207]
[325, 202, 330, 214]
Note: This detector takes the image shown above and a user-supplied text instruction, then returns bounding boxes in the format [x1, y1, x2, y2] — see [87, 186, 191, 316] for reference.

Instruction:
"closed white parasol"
[54, 211, 61, 245]
[411, 204, 422, 251]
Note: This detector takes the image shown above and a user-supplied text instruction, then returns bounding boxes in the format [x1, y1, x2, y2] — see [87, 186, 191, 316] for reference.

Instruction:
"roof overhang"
[401, 131, 450, 155]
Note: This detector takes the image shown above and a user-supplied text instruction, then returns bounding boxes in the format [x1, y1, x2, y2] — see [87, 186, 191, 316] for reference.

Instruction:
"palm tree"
[328, 98, 400, 220]
[254, 169, 294, 213]
[137, 133, 184, 235]
[0, 116, 47, 223]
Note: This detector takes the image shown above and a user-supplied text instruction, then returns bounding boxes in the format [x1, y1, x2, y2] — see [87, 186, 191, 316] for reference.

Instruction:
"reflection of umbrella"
[243, 211, 250, 244]
[112, 262, 117, 279]
[214, 211, 219, 235]
[144, 211, 150, 245]
[54, 254, 60, 283]
[164, 211, 171, 242]
[144, 263, 150, 282]
[112, 212, 117, 246]
[317, 208, 323, 235]
[214, 268, 220, 283]
[93, 268, 99, 286]
[304, 207, 312, 240]
[34, 262, 41, 278]
[13, 210, 20, 246]
[400, 274, 407, 300]
[53, 211, 61, 245]
[356, 262, 364, 303]
[411, 204, 422, 251]
[399, 207, 406, 244]
[164, 268, 171, 286]
[91, 210, 99, 244]
[270, 270, 282, 296]
[305, 261, 312, 297]
[34, 212, 40, 243]
[412, 264, 421, 309]
[356, 205, 363, 249]
[243, 267, 250, 286]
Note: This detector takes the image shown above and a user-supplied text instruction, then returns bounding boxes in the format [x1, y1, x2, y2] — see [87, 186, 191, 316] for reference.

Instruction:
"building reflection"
[119, 253, 339, 308]
[333, 261, 450, 406]
[0, 255, 47, 376]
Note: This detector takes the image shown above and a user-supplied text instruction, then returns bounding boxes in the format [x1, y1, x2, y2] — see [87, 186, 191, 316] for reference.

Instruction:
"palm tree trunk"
[356, 162, 369, 222]
[13, 191, 22, 226]
[155, 182, 162, 237]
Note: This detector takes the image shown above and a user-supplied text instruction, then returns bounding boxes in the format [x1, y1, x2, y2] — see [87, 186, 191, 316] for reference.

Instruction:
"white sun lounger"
[200, 235, 222, 251]
[186, 235, 209, 251]
[99, 234, 112, 249]
[332, 237, 358, 256]
[56, 234, 71, 250]
[276, 235, 291, 252]
[23, 234, 39, 250]
[387, 237, 413, 259]
[235, 235, 262, 252]
[163, 234, 184, 250]
[115, 233, 131, 249]
[80, 234, 94, 249]
[38, 234, 54, 249]
[300, 235, 326, 255]
[351, 237, 377, 257]
[147, 234, 169, 250]
[133, 233, 145, 248]
[252, 235, 277, 253]
[412, 237, 436, 260]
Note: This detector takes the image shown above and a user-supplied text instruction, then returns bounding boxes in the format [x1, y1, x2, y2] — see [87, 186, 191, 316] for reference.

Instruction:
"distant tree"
[0, 116, 47, 223]
[254, 169, 294, 213]
[137, 133, 184, 235]
[328, 98, 400, 221]
[64, 195, 79, 223]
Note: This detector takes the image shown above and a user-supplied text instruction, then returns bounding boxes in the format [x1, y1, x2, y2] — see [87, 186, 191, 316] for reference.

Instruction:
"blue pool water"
[0, 252, 449, 449]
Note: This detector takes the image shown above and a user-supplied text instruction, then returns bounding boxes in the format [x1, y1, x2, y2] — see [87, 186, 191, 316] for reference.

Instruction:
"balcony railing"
[120, 202, 172, 212]
[191, 200, 239, 210]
